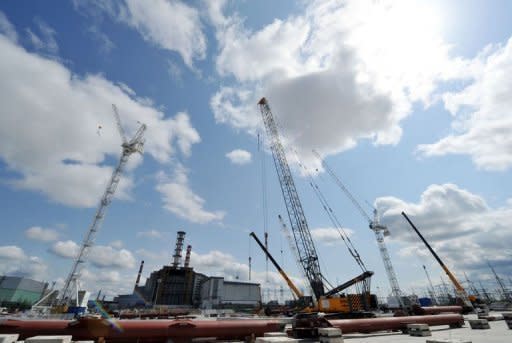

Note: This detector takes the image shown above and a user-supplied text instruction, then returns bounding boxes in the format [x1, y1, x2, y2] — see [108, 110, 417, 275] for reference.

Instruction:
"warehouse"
[200, 277, 261, 309]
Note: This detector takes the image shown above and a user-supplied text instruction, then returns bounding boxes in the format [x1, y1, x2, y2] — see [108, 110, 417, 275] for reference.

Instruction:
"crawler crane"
[258, 98, 373, 314]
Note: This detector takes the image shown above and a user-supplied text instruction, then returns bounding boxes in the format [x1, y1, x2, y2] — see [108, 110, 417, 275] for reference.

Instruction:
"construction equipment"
[488, 261, 511, 302]
[401, 212, 474, 309]
[314, 150, 405, 308]
[58, 105, 146, 307]
[257, 97, 373, 313]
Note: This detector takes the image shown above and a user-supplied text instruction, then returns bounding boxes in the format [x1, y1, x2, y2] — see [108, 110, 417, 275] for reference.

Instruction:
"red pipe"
[0, 318, 284, 342]
[327, 314, 464, 334]
[413, 305, 463, 315]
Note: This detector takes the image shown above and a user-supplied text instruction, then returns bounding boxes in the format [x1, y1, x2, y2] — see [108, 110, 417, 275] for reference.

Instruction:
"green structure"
[0, 276, 48, 305]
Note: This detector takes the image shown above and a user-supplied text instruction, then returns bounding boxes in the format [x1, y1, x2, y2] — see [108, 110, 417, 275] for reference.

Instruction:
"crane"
[58, 105, 146, 306]
[401, 212, 474, 309]
[258, 98, 373, 313]
[313, 150, 405, 308]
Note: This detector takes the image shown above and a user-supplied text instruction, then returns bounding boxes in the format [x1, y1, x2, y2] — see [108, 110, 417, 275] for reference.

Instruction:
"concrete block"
[426, 339, 472, 343]
[407, 323, 429, 330]
[409, 330, 432, 337]
[505, 319, 512, 329]
[263, 332, 287, 337]
[26, 336, 72, 343]
[468, 319, 490, 329]
[255, 337, 298, 343]
[319, 338, 344, 343]
[318, 327, 342, 337]
[0, 334, 19, 343]
[502, 312, 512, 320]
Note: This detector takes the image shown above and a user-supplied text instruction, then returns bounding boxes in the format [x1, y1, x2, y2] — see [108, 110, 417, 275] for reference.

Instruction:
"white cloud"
[50, 240, 136, 269]
[136, 230, 164, 239]
[0, 28, 200, 207]
[0, 11, 17, 42]
[25, 226, 59, 242]
[376, 183, 512, 277]
[311, 227, 354, 246]
[50, 240, 80, 259]
[110, 240, 123, 249]
[226, 149, 252, 165]
[418, 37, 512, 171]
[0, 246, 26, 260]
[0, 246, 48, 279]
[80, 0, 207, 68]
[210, 0, 460, 165]
[156, 164, 225, 224]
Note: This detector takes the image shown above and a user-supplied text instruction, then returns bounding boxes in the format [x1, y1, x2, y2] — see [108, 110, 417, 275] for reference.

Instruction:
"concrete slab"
[0, 334, 19, 343]
[25, 336, 72, 343]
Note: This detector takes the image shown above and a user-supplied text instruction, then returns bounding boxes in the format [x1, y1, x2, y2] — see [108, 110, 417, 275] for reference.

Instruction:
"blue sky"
[0, 0, 511, 301]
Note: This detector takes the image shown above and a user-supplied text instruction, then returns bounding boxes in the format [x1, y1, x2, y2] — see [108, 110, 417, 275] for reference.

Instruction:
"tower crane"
[258, 98, 373, 313]
[58, 105, 146, 306]
[313, 150, 405, 308]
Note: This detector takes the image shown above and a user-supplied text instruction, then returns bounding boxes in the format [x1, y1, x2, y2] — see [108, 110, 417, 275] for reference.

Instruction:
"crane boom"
[250, 232, 304, 299]
[258, 97, 324, 299]
[59, 106, 146, 305]
[401, 211, 473, 308]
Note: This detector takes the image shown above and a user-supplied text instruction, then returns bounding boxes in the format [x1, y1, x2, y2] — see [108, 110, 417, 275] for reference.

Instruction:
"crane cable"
[258, 132, 270, 282]
[293, 153, 367, 272]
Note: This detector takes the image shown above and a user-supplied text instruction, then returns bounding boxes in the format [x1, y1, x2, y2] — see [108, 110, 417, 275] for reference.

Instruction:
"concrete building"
[0, 276, 48, 305]
[200, 277, 261, 309]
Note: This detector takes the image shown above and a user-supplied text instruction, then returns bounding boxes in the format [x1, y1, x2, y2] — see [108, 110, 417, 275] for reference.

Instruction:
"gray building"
[0, 276, 48, 305]
[200, 277, 261, 309]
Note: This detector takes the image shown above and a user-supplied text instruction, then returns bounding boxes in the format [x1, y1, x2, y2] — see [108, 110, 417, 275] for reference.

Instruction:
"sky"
[0, 0, 511, 302]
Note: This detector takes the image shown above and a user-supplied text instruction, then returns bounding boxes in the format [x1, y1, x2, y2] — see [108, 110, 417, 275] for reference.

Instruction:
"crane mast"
[314, 151, 405, 308]
[258, 98, 324, 299]
[59, 106, 146, 305]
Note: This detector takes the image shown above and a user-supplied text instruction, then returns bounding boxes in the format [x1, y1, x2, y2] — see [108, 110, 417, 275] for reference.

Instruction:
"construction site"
[0, 98, 510, 343]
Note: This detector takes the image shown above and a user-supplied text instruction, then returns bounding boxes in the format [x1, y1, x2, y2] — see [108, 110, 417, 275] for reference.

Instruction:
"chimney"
[172, 231, 186, 268]
[134, 260, 144, 290]
[184, 245, 192, 268]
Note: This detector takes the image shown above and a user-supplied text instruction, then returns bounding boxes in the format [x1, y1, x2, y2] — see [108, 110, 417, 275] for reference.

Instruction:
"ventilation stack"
[172, 231, 186, 268]
[184, 245, 192, 268]
[134, 260, 144, 290]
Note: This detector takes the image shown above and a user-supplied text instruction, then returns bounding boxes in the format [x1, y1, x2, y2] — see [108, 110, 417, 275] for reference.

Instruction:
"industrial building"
[115, 231, 261, 310]
[0, 276, 48, 305]
[200, 277, 261, 309]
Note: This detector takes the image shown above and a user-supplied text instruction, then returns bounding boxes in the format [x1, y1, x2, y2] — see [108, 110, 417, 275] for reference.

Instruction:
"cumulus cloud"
[0, 20, 200, 208]
[0, 11, 17, 42]
[376, 183, 512, 277]
[226, 149, 252, 165]
[74, 0, 206, 68]
[156, 165, 225, 224]
[311, 227, 354, 246]
[418, 37, 512, 171]
[0, 245, 48, 279]
[209, 0, 458, 165]
[50, 240, 136, 269]
[25, 226, 59, 242]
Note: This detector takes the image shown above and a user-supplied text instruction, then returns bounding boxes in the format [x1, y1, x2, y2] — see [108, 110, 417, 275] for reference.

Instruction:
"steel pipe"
[0, 318, 284, 342]
[327, 314, 464, 334]
[413, 305, 463, 315]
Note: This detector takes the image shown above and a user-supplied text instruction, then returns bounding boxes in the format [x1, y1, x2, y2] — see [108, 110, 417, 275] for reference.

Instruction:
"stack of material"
[468, 319, 490, 329]
[0, 334, 19, 343]
[318, 328, 343, 343]
[503, 313, 512, 329]
[407, 323, 431, 337]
